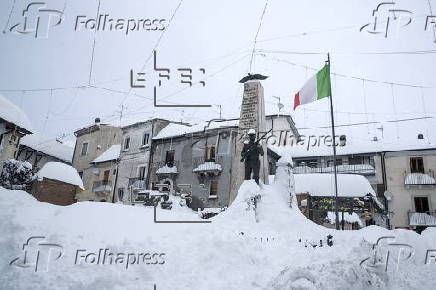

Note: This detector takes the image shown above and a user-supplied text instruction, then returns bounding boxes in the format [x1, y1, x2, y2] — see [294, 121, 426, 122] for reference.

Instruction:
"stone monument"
[229, 79, 269, 203]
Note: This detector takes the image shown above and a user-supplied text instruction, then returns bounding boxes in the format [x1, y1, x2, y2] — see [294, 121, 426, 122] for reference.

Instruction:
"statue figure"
[240, 129, 264, 184]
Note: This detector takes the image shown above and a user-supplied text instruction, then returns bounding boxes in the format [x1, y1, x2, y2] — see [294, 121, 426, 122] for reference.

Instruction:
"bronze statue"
[240, 129, 264, 184]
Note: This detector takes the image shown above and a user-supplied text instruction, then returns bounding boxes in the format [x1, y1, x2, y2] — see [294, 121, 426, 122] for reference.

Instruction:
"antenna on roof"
[272, 96, 284, 115]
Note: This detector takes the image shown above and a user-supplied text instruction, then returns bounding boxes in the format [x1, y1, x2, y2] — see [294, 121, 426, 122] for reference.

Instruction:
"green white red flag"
[294, 64, 332, 110]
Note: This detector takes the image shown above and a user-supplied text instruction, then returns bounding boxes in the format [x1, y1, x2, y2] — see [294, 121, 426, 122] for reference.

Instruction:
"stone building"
[147, 116, 298, 210]
[72, 118, 122, 202]
[0, 94, 32, 170]
[114, 118, 177, 203]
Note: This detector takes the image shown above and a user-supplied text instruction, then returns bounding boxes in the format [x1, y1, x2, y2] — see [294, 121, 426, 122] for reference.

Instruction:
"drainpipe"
[380, 151, 390, 229]
[111, 160, 119, 203]
[145, 119, 155, 190]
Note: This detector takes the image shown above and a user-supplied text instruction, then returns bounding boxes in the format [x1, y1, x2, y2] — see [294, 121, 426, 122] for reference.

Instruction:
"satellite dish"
[384, 191, 393, 201]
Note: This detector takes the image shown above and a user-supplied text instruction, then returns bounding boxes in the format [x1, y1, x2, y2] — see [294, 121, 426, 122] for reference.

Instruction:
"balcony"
[408, 211, 436, 226]
[293, 164, 375, 175]
[404, 171, 435, 188]
[92, 180, 112, 195]
[192, 156, 224, 175]
[152, 161, 179, 175]
[128, 177, 147, 190]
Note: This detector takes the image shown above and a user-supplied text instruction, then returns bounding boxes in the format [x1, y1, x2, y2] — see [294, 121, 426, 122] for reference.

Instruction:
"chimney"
[95, 118, 101, 126]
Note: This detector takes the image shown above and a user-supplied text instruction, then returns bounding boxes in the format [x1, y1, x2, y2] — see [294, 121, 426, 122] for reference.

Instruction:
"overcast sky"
[1, 0, 435, 147]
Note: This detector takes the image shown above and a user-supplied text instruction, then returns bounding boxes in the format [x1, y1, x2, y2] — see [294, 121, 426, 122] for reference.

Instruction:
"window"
[81, 142, 88, 156]
[410, 157, 424, 173]
[327, 159, 342, 167]
[349, 156, 364, 165]
[210, 181, 218, 197]
[118, 188, 124, 202]
[299, 159, 317, 168]
[124, 137, 130, 150]
[138, 166, 146, 179]
[206, 145, 216, 161]
[103, 170, 110, 184]
[142, 133, 150, 146]
[165, 150, 175, 167]
[414, 197, 429, 213]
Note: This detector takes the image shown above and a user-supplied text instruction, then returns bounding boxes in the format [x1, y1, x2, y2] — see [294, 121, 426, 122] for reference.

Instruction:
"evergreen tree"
[0, 159, 35, 190]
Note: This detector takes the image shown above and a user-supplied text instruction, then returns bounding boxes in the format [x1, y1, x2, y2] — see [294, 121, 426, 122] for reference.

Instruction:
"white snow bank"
[20, 133, 74, 163]
[294, 173, 376, 197]
[0, 94, 32, 133]
[91, 144, 121, 163]
[1, 164, 436, 289]
[36, 162, 84, 189]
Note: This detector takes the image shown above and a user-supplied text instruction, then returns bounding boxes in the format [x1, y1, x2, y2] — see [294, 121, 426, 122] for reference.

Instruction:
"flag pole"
[327, 53, 340, 230]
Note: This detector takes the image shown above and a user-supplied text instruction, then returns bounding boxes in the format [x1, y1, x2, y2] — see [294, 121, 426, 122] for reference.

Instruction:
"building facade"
[146, 116, 298, 210]
[384, 149, 436, 230]
[72, 118, 122, 202]
[0, 95, 32, 170]
[114, 119, 173, 203]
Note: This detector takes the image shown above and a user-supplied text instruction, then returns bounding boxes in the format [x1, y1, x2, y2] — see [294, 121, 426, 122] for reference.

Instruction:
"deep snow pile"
[1, 172, 436, 289]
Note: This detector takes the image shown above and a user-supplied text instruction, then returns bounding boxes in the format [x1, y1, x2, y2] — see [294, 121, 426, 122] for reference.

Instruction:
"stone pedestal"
[229, 81, 269, 203]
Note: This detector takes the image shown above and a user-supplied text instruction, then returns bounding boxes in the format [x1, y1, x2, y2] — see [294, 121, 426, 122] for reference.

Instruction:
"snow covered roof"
[153, 120, 238, 140]
[271, 118, 436, 158]
[0, 94, 32, 133]
[193, 162, 222, 172]
[405, 173, 436, 185]
[36, 162, 84, 189]
[20, 133, 74, 163]
[91, 145, 121, 163]
[294, 173, 376, 197]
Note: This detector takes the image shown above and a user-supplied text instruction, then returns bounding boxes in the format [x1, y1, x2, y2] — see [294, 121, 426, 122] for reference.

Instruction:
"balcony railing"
[408, 211, 436, 226]
[151, 160, 179, 175]
[293, 164, 375, 175]
[192, 156, 224, 168]
[128, 177, 147, 190]
[92, 180, 112, 193]
[404, 170, 435, 186]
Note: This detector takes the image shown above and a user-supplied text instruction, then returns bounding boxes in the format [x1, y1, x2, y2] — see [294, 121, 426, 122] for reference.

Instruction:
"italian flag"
[294, 64, 332, 110]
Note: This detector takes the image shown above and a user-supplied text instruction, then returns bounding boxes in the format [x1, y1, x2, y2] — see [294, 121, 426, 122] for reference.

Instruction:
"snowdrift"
[1, 169, 436, 289]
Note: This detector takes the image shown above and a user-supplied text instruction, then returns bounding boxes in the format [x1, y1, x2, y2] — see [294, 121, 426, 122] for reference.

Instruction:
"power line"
[295, 116, 436, 130]
[249, 0, 270, 72]
[263, 54, 436, 89]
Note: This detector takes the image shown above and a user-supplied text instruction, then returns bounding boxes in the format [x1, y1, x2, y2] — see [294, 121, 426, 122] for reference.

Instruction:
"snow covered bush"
[0, 159, 35, 191]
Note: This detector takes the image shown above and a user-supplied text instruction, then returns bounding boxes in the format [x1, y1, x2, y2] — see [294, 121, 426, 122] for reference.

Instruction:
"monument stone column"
[229, 80, 269, 203]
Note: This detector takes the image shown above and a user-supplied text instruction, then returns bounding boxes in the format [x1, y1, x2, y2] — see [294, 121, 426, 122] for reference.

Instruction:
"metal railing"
[404, 170, 435, 186]
[192, 156, 224, 168]
[92, 180, 112, 192]
[128, 177, 147, 190]
[293, 163, 376, 175]
[408, 211, 436, 226]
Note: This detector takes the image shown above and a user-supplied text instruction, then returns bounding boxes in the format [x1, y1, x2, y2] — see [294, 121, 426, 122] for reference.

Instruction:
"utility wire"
[249, 0, 270, 72]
